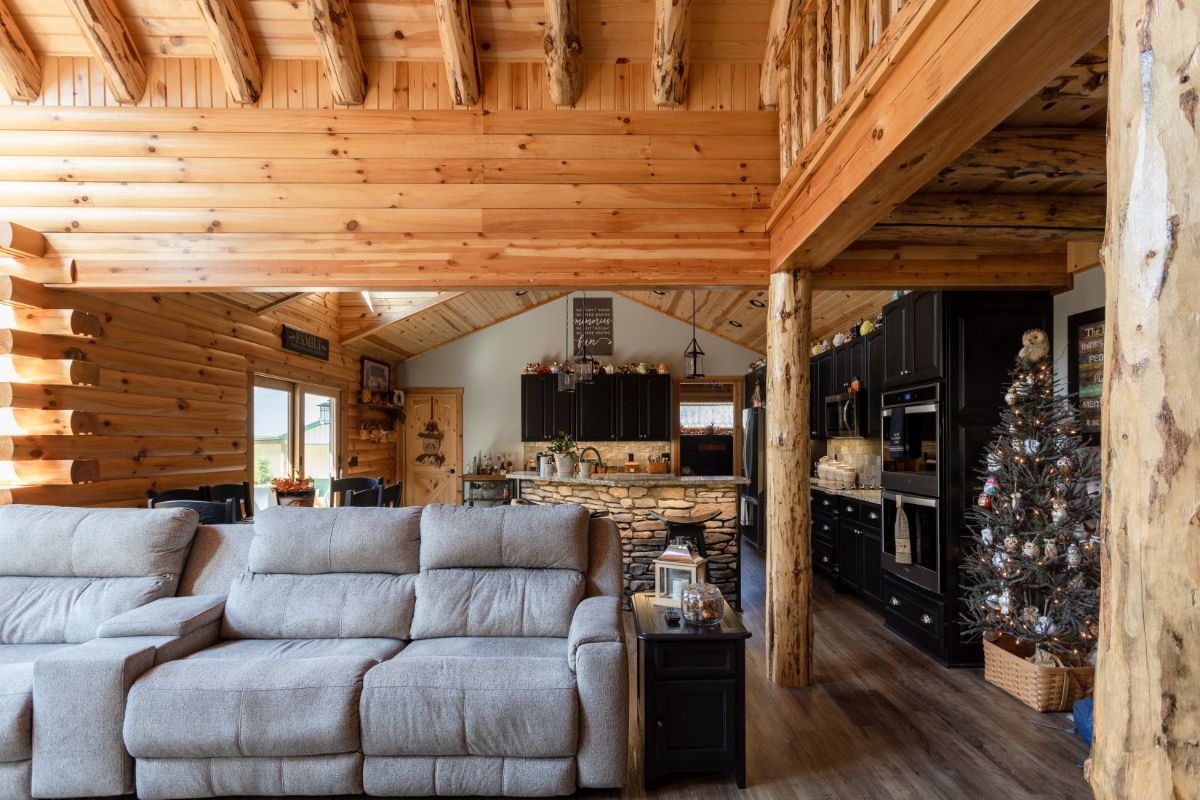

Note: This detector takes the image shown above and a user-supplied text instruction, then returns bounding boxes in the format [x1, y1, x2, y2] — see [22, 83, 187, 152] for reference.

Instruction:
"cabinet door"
[837, 524, 860, 591]
[615, 376, 642, 440]
[882, 299, 909, 386]
[550, 381, 575, 439]
[908, 291, 942, 382]
[816, 353, 835, 404]
[652, 679, 738, 764]
[520, 375, 550, 441]
[862, 533, 884, 605]
[644, 375, 673, 441]
[864, 330, 885, 437]
[809, 359, 822, 438]
[834, 344, 853, 391]
[574, 375, 614, 440]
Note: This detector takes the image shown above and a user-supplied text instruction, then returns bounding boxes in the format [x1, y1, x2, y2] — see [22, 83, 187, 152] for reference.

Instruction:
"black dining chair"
[206, 481, 253, 521]
[329, 476, 383, 506]
[342, 486, 384, 508]
[380, 482, 402, 508]
[146, 488, 207, 506]
[149, 498, 238, 525]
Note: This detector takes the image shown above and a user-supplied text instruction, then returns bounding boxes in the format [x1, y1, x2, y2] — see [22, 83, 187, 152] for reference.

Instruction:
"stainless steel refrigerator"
[740, 407, 767, 551]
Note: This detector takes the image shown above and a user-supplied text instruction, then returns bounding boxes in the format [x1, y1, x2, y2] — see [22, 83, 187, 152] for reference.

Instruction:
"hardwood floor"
[607, 541, 1092, 800]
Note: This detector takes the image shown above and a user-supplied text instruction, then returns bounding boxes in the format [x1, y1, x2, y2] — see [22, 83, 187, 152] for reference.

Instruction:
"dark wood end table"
[631, 591, 751, 790]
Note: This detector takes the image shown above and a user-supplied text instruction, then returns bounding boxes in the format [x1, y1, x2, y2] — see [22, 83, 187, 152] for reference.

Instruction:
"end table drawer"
[653, 641, 736, 678]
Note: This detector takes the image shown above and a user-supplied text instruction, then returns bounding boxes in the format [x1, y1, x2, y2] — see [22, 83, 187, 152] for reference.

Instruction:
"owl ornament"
[1019, 328, 1050, 365]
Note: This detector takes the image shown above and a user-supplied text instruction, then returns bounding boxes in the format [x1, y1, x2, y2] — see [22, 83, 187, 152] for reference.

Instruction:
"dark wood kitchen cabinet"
[633, 593, 749, 790]
[809, 359, 821, 438]
[520, 374, 577, 441]
[864, 328, 885, 437]
[574, 374, 614, 441]
[882, 291, 942, 387]
[523, 374, 671, 442]
[616, 374, 672, 441]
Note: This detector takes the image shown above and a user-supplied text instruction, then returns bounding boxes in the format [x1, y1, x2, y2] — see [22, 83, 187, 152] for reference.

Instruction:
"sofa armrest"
[31, 628, 217, 798]
[97, 594, 225, 638]
[567, 595, 622, 672]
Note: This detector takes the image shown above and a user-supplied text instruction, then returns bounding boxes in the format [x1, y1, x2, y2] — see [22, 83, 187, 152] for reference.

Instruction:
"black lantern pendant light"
[683, 291, 706, 378]
[558, 297, 576, 393]
[573, 293, 597, 384]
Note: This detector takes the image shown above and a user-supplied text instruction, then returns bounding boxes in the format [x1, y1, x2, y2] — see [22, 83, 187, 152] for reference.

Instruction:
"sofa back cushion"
[178, 524, 256, 597]
[223, 507, 421, 640]
[0, 505, 199, 644]
[410, 504, 590, 639]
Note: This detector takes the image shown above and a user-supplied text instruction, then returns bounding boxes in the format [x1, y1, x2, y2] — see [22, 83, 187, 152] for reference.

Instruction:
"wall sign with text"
[281, 325, 330, 361]
[1067, 307, 1104, 443]
[573, 297, 614, 355]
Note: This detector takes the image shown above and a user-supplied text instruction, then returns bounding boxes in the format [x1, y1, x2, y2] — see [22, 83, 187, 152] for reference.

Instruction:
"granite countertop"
[809, 479, 883, 505]
[509, 471, 749, 488]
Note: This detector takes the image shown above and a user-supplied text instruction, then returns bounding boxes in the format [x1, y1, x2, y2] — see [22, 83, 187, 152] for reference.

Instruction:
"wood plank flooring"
[606, 541, 1092, 799]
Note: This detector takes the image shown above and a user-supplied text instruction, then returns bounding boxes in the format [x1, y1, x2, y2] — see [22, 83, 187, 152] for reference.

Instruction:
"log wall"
[0, 283, 398, 507]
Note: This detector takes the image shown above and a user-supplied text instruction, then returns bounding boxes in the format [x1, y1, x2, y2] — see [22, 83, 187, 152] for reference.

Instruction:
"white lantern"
[653, 555, 707, 607]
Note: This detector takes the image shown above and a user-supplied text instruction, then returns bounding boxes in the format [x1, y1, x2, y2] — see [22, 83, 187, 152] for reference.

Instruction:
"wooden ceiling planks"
[1, 0, 773, 64]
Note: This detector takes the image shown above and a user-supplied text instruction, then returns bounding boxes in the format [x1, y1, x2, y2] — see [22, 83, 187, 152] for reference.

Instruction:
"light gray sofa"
[0, 504, 202, 800]
[120, 502, 628, 798]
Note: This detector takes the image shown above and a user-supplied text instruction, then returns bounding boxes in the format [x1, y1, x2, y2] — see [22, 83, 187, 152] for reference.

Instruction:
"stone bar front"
[509, 472, 747, 605]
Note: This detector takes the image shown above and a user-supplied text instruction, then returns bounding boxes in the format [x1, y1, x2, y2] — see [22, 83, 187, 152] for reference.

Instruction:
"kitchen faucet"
[578, 446, 606, 472]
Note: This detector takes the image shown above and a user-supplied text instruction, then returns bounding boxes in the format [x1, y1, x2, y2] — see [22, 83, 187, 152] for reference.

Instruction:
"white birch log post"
[195, 0, 262, 105]
[62, 0, 146, 104]
[306, 0, 367, 106]
[432, 0, 482, 107]
[765, 268, 813, 687]
[542, 0, 583, 107]
[0, 0, 40, 102]
[1087, 1, 1200, 798]
[759, 0, 799, 108]
[652, 0, 693, 107]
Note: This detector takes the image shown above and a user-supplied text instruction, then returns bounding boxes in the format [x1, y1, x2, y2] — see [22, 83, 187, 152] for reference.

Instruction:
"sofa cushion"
[410, 569, 582, 639]
[124, 638, 403, 759]
[361, 637, 577, 759]
[177, 524, 255, 597]
[0, 645, 64, 763]
[223, 573, 417, 640]
[0, 576, 174, 644]
[250, 507, 421, 575]
[0, 505, 197, 579]
[419, 504, 588, 571]
[185, 638, 402, 662]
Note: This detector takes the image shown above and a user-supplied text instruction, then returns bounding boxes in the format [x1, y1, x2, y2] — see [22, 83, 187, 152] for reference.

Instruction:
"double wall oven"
[880, 384, 942, 592]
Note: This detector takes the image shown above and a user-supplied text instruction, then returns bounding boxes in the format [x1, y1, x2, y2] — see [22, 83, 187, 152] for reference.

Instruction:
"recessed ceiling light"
[653, 290, 667, 296]
[514, 290, 528, 296]
[729, 320, 744, 328]
[749, 298, 766, 308]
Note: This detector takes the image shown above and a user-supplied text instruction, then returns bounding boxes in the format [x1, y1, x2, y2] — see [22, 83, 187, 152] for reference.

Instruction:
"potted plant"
[271, 474, 316, 507]
[547, 431, 578, 479]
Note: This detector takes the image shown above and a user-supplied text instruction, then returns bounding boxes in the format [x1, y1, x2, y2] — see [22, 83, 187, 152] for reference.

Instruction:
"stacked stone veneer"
[518, 480, 740, 604]
[522, 441, 672, 469]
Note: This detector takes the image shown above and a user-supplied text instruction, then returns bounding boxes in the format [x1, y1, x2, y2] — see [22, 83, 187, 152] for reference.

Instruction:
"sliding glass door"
[253, 377, 340, 508]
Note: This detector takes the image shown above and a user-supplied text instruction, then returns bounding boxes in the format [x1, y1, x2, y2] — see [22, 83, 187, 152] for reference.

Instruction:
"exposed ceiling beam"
[62, 0, 147, 104]
[0, 0, 40, 102]
[930, 128, 1106, 191]
[759, 0, 799, 107]
[0, 257, 75, 285]
[814, 246, 1071, 290]
[253, 293, 311, 314]
[1, 222, 45, 259]
[306, 0, 366, 106]
[879, 193, 1105, 231]
[433, 0, 482, 106]
[195, 0, 262, 105]
[769, 0, 1109, 271]
[652, 0, 693, 106]
[543, 0, 583, 107]
[341, 292, 462, 343]
[1066, 240, 1102, 274]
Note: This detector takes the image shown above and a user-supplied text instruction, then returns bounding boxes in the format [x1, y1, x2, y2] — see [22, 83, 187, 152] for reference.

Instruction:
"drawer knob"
[920, 614, 933, 625]
[821, 555, 829, 563]
[823, 499, 830, 506]
[845, 505, 853, 512]
[889, 596, 901, 607]
[868, 512, 878, 520]
[823, 524, 830, 531]
[656, 718, 665, 730]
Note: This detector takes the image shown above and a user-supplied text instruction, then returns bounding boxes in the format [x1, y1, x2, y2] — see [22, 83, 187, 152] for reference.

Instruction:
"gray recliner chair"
[0, 504, 201, 800]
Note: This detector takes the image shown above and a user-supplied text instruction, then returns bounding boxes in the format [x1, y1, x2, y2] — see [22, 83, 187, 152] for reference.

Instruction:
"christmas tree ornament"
[986, 452, 1001, 473]
[1086, 480, 1101, 498]
[983, 476, 1000, 496]
[986, 593, 1001, 611]
[1072, 526, 1087, 541]
[991, 552, 1006, 569]
[976, 493, 991, 510]
[1051, 500, 1068, 525]
[1066, 544, 1082, 568]
[1034, 615, 1060, 635]
[1024, 438, 1040, 455]
[1043, 541, 1059, 559]
[1055, 455, 1073, 473]
[1022, 541, 1039, 558]
[1022, 606, 1039, 627]
[1010, 437, 1023, 452]
[1008, 422, 1019, 434]
[980, 527, 993, 545]
[1004, 390, 1017, 406]
[998, 590, 1011, 616]
[1018, 328, 1050, 364]
[1004, 534, 1020, 553]
[1011, 492, 1022, 510]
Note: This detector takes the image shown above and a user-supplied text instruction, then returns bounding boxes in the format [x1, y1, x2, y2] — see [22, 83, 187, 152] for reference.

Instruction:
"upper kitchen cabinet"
[617, 374, 672, 441]
[882, 291, 943, 387]
[574, 374, 615, 441]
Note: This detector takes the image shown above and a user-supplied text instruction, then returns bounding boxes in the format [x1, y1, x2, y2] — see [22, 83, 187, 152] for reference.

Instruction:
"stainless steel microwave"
[824, 392, 860, 438]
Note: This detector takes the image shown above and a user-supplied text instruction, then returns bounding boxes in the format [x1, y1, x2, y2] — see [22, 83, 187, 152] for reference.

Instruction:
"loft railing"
[776, 0, 908, 175]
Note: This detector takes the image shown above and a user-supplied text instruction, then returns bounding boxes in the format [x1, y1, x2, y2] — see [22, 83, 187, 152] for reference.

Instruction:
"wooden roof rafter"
[194, 0, 262, 105]
[340, 291, 462, 343]
[62, 0, 146, 104]
[0, 0, 39, 101]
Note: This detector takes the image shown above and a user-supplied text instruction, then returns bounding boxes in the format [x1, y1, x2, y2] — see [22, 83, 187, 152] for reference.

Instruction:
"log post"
[194, 0, 262, 105]
[432, 0, 482, 107]
[652, 0, 693, 107]
[542, 0, 583, 107]
[1, 222, 46, 259]
[1087, 2, 1200, 798]
[765, 268, 813, 687]
[62, 0, 146, 104]
[0, 0, 40, 101]
[306, 0, 367, 106]
[759, 0, 799, 108]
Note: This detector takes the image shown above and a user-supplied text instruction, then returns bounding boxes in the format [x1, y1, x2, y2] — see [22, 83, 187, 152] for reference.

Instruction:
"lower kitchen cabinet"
[811, 489, 883, 609]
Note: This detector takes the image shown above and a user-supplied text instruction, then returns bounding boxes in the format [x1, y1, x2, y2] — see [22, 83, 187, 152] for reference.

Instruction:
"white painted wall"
[1053, 267, 1106, 387]
[396, 292, 764, 461]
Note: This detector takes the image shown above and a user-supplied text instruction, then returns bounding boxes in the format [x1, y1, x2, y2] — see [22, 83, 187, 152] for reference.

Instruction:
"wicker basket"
[982, 634, 1094, 712]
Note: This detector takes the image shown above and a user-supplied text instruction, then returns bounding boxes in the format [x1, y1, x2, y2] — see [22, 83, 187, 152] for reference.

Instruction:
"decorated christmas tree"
[961, 329, 1101, 667]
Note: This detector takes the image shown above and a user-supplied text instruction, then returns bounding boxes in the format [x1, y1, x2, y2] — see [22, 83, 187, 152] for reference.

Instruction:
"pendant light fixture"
[558, 296, 577, 393]
[683, 290, 706, 379]
[573, 292, 597, 384]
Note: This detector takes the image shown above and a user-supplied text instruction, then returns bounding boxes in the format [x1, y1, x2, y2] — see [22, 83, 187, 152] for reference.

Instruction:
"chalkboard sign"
[281, 325, 330, 361]
[573, 297, 613, 355]
[1067, 307, 1104, 443]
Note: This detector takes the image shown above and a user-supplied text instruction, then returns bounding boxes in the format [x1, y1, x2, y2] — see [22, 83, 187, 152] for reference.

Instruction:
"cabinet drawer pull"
[822, 499, 831, 506]
[889, 596, 901, 607]
[821, 555, 829, 564]
[656, 718, 665, 730]
[822, 524, 830, 532]
[920, 614, 933, 626]
[845, 505, 854, 513]
[868, 511, 878, 520]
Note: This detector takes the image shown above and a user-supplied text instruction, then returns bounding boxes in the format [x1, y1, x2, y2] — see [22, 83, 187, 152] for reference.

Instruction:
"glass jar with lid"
[680, 579, 724, 627]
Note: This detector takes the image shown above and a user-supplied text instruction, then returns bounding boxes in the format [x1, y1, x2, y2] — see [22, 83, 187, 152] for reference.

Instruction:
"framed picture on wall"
[1067, 307, 1104, 444]
[361, 356, 391, 392]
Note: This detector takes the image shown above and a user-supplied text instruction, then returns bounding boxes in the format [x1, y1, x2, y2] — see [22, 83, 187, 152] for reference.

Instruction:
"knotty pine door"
[402, 389, 463, 506]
